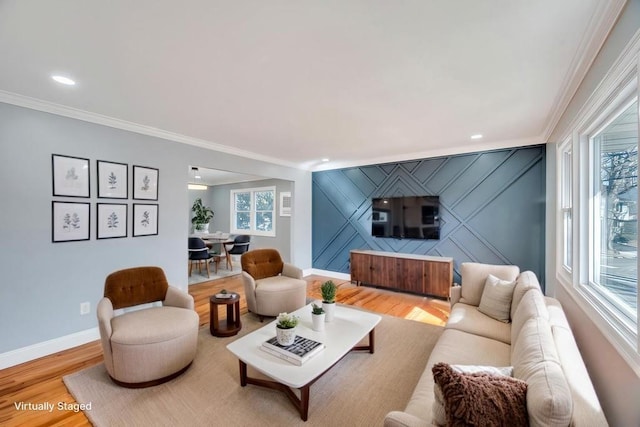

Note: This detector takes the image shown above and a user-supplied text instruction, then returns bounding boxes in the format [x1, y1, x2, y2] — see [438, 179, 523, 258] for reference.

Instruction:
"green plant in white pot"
[321, 280, 337, 322]
[311, 303, 325, 331]
[276, 312, 299, 346]
[191, 198, 214, 233]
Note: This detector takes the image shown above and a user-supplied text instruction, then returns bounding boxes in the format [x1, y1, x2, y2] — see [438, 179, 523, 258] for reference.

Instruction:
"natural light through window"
[230, 186, 276, 236]
[589, 99, 638, 328]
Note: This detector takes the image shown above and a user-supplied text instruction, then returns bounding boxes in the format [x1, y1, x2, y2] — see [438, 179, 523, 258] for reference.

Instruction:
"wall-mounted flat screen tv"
[371, 196, 440, 240]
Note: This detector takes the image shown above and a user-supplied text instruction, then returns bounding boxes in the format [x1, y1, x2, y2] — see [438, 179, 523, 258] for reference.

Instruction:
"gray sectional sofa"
[384, 262, 608, 427]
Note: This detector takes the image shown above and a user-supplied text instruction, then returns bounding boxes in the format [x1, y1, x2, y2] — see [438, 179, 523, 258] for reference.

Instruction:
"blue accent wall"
[312, 145, 546, 287]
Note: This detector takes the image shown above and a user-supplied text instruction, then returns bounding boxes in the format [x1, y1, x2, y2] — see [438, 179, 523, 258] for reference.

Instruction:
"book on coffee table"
[260, 335, 325, 366]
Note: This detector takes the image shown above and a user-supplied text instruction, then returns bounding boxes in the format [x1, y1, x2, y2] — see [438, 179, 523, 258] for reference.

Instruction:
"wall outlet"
[80, 302, 90, 315]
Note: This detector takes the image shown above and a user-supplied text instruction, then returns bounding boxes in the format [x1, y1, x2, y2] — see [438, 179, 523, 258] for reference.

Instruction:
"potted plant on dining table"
[191, 197, 214, 233]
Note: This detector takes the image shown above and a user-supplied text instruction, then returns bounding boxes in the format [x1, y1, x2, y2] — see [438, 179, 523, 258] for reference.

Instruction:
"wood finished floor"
[0, 274, 450, 427]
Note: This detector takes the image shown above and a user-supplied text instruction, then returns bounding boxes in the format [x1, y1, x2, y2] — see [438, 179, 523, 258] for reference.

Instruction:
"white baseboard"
[0, 269, 350, 370]
[0, 327, 100, 370]
[305, 268, 351, 281]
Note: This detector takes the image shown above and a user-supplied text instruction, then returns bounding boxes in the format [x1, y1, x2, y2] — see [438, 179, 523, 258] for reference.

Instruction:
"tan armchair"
[97, 266, 199, 388]
[241, 249, 307, 320]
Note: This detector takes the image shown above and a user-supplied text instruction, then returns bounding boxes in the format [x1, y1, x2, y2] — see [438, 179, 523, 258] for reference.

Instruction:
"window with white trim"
[556, 36, 639, 369]
[230, 186, 276, 236]
[586, 98, 638, 339]
[560, 144, 573, 273]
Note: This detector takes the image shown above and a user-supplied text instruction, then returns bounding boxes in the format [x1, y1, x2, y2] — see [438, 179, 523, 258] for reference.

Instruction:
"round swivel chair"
[240, 248, 307, 320]
[97, 266, 199, 388]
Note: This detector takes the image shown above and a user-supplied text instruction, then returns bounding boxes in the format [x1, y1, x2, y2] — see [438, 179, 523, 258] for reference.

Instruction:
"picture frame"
[52, 201, 90, 242]
[133, 165, 159, 200]
[52, 154, 90, 197]
[97, 160, 128, 199]
[97, 203, 128, 239]
[133, 203, 158, 237]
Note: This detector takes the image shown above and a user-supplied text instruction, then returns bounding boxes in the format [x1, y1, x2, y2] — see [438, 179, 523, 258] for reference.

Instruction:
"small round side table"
[209, 293, 242, 337]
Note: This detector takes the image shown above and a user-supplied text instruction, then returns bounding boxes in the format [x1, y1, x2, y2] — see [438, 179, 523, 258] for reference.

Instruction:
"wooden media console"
[350, 250, 453, 298]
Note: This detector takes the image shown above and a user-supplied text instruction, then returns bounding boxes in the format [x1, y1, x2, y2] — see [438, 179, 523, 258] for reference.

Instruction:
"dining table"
[191, 233, 235, 270]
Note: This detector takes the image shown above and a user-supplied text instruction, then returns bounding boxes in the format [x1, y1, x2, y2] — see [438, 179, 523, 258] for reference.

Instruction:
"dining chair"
[188, 237, 214, 277]
[223, 235, 251, 270]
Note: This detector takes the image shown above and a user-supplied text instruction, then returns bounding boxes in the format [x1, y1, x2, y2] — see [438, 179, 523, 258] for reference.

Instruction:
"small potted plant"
[311, 303, 325, 331]
[191, 197, 214, 233]
[276, 312, 299, 346]
[321, 280, 338, 322]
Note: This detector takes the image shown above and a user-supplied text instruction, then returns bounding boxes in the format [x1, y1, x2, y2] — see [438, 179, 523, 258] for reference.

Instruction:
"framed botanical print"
[133, 203, 158, 237]
[52, 201, 90, 242]
[97, 203, 128, 239]
[52, 154, 90, 197]
[133, 165, 159, 200]
[97, 160, 128, 199]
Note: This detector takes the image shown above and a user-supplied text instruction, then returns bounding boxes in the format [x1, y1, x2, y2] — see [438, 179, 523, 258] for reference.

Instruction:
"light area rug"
[64, 312, 443, 426]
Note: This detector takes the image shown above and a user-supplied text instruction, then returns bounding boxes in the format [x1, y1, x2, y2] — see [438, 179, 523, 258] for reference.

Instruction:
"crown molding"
[0, 90, 301, 170]
[542, 0, 628, 141]
[555, 27, 640, 142]
[311, 136, 545, 172]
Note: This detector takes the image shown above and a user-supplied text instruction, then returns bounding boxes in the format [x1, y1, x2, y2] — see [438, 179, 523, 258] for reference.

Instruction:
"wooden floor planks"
[0, 274, 449, 426]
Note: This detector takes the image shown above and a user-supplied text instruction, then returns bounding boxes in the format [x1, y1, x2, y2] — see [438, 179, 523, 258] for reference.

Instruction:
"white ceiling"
[0, 1, 626, 171]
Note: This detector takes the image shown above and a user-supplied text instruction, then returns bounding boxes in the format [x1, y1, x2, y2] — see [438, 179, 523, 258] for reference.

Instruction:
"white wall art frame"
[52, 154, 90, 198]
[52, 201, 90, 242]
[133, 165, 158, 200]
[133, 203, 158, 237]
[97, 160, 128, 199]
[97, 203, 128, 239]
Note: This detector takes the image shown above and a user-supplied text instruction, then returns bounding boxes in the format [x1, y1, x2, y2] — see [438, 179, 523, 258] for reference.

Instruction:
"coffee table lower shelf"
[237, 329, 375, 421]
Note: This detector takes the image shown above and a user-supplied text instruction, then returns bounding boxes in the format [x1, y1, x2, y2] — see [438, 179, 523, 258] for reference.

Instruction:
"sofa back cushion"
[511, 289, 549, 346]
[510, 271, 543, 320]
[512, 317, 572, 427]
[459, 263, 520, 307]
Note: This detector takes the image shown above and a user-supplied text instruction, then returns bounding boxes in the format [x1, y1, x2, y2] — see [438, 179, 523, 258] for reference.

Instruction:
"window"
[587, 99, 638, 336]
[230, 186, 276, 236]
[555, 36, 639, 370]
[560, 145, 573, 272]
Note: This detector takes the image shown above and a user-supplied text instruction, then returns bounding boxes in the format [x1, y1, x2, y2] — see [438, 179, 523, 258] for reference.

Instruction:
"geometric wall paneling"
[312, 145, 546, 289]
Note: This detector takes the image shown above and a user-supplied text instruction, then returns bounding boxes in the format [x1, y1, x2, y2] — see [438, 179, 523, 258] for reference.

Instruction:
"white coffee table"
[226, 303, 381, 421]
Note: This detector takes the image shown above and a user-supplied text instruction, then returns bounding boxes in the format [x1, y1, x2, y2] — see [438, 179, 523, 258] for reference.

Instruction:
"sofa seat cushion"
[404, 328, 511, 423]
[255, 275, 307, 293]
[111, 306, 199, 345]
[446, 303, 511, 344]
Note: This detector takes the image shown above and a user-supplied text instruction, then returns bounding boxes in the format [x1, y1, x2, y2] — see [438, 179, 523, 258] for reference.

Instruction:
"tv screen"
[371, 196, 440, 240]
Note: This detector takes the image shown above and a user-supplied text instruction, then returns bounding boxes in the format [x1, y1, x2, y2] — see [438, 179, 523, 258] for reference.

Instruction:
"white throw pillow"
[432, 364, 513, 426]
[477, 274, 516, 323]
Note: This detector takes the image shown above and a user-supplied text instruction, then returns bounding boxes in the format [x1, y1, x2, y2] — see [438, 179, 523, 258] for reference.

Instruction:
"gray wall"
[312, 145, 546, 286]
[0, 102, 311, 355]
[546, 1, 640, 425]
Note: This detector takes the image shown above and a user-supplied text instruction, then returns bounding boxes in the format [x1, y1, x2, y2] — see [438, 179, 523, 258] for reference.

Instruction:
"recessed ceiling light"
[470, 134, 483, 140]
[321, 158, 330, 162]
[51, 75, 76, 86]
